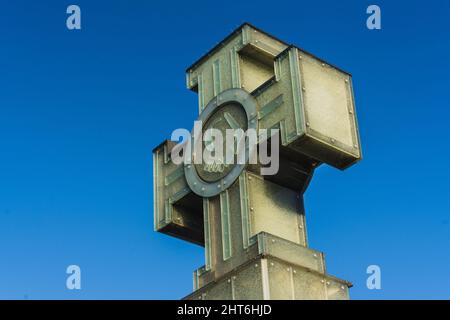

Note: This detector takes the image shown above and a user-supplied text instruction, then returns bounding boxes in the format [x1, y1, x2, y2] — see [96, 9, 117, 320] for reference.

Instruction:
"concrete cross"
[153, 23, 361, 300]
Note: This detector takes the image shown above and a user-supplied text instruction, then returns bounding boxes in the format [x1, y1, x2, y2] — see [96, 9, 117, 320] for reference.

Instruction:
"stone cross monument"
[153, 23, 361, 300]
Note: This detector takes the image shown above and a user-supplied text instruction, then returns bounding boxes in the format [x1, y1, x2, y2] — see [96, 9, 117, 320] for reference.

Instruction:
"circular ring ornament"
[184, 88, 258, 198]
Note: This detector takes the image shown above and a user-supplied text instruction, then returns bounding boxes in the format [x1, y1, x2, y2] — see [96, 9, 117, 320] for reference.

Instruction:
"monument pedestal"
[185, 232, 350, 300]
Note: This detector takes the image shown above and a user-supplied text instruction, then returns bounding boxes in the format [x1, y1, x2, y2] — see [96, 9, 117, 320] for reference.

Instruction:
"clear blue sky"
[0, 0, 449, 299]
